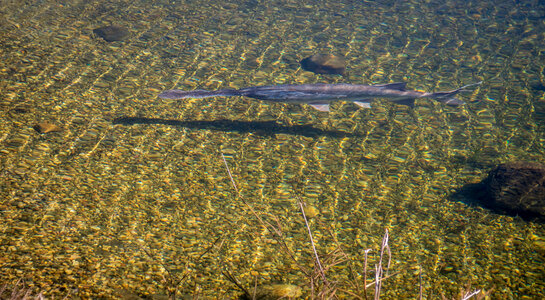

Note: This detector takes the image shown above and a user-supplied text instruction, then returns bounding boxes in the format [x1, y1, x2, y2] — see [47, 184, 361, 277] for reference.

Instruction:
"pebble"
[255, 284, 302, 299]
[33, 122, 62, 134]
[303, 205, 319, 218]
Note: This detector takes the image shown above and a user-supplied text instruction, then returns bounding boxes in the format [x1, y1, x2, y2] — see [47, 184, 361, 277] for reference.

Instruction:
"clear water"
[0, 0, 544, 298]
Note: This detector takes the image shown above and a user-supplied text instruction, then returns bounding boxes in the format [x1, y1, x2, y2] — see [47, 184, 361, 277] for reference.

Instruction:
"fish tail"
[159, 89, 240, 99]
[429, 81, 482, 106]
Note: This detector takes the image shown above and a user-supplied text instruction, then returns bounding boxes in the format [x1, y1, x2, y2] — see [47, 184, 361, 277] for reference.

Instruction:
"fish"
[158, 81, 482, 112]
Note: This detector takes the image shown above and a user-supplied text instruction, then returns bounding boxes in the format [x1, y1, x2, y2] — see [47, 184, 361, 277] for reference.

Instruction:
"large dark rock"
[453, 162, 545, 220]
[93, 25, 129, 42]
[300, 54, 346, 76]
[481, 162, 545, 217]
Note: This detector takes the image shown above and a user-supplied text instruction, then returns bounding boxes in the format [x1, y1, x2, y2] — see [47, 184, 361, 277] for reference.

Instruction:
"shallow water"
[1, 0, 544, 298]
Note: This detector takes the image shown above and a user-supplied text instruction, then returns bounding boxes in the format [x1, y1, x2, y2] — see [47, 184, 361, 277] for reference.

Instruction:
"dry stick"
[374, 264, 382, 300]
[462, 289, 481, 300]
[374, 229, 391, 300]
[198, 235, 224, 260]
[220, 153, 310, 276]
[363, 248, 372, 299]
[306, 202, 352, 296]
[419, 265, 423, 300]
[140, 245, 190, 298]
[253, 275, 258, 300]
[139, 230, 223, 298]
[342, 270, 402, 299]
[383, 229, 392, 278]
[365, 272, 400, 289]
[222, 153, 240, 194]
[297, 199, 327, 284]
[349, 234, 402, 298]
[347, 257, 363, 296]
[222, 270, 251, 298]
[310, 275, 315, 299]
[340, 289, 365, 300]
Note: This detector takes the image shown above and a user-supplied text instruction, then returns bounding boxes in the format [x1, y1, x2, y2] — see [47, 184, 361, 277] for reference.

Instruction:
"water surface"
[0, 0, 544, 298]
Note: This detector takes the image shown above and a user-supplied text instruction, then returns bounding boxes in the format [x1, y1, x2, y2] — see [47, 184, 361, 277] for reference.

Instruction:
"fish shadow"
[112, 117, 360, 138]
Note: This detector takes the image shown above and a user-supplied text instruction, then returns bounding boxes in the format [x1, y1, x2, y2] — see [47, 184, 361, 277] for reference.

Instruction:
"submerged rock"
[300, 54, 346, 76]
[531, 82, 545, 92]
[93, 25, 129, 42]
[33, 122, 62, 134]
[303, 205, 319, 218]
[481, 162, 545, 218]
[244, 284, 302, 300]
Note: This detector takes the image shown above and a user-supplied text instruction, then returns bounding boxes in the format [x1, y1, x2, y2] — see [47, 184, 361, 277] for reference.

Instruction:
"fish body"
[159, 82, 481, 112]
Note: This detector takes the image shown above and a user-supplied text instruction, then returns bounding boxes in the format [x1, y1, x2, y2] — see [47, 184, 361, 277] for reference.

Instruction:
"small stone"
[93, 25, 129, 42]
[533, 240, 545, 255]
[33, 122, 62, 134]
[531, 82, 545, 91]
[12, 105, 32, 113]
[303, 205, 319, 218]
[255, 284, 302, 299]
[300, 54, 346, 75]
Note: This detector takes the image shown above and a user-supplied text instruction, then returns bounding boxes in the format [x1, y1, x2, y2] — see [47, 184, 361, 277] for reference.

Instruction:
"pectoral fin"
[354, 101, 372, 108]
[308, 103, 330, 112]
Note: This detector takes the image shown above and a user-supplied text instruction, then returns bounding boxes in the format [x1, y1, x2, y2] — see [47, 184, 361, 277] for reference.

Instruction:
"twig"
[297, 200, 327, 284]
[222, 270, 251, 298]
[339, 288, 366, 300]
[139, 245, 189, 298]
[419, 265, 423, 300]
[374, 229, 391, 300]
[221, 153, 239, 194]
[365, 271, 400, 289]
[221, 153, 310, 276]
[253, 274, 258, 300]
[198, 234, 224, 260]
[363, 248, 372, 299]
[461, 289, 481, 300]
[138, 231, 221, 298]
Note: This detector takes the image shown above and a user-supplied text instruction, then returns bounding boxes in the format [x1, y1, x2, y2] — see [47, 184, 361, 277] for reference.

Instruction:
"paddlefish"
[159, 82, 482, 112]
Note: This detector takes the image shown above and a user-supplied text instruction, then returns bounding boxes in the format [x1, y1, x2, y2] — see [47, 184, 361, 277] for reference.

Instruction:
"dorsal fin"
[374, 82, 407, 91]
[354, 101, 372, 108]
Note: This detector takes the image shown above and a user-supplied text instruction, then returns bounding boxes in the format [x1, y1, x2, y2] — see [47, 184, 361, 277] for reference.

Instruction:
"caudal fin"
[158, 89, 240, 99]
[430, 81, 482, 106]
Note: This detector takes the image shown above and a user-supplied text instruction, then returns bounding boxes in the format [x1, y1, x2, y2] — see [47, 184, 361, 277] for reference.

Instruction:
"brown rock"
[300, 54, 346, 75]
[33, 122, 62, 134]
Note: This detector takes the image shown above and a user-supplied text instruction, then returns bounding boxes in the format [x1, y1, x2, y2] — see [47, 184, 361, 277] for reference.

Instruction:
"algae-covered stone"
[247, 284, 302, 299]
[303, 205, 319, 218]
